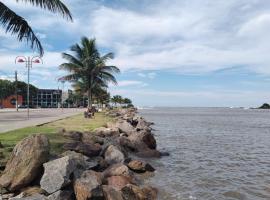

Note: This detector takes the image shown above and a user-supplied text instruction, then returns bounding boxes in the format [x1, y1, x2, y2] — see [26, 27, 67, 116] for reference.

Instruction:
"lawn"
[0, 112, 113, 164]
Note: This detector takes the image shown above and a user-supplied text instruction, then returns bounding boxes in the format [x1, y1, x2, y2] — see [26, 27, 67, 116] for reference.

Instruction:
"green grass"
[0, 112, 113, 163]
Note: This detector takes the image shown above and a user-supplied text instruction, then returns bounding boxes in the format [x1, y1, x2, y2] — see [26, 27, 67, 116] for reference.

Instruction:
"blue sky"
[1, 0, 270, 107]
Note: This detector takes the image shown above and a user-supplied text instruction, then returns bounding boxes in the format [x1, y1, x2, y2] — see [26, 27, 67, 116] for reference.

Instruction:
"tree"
[16, 81, 38, 106]
[0, 79, 14, 106]
[0, 0, 72, 55]
[111, 95, 123, 107]
[59, 37, 120, 108]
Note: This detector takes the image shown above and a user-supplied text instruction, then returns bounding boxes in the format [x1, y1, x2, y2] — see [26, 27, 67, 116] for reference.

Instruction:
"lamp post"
[15, 56, 43, 119]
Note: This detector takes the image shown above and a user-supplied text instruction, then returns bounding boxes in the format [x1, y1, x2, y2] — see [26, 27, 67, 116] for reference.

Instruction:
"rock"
[102, 185, 123, 200]
[0, 142, 3, 148]
[104, 145, 125, 165]
[136, 118, 152, 132]
[47, 190, 73, 200]
[81, 133, 104, 145]
[73, 170, 103, 200]
[0, 152, 4, 159]
[121, 184, 157, 200]
[127, 160, 155, 173]
[94, 127, 120, 138]
[141, 186, 158, 200]
[60, 131, 82, 141]
[107, 176, 134, 191]
[258, 103, 270, 109]
[12, 186, 46, 198]
[118, 137, 136, 152]
[128, 131, 157, 150]
[61, 151, 98, 170]
[108, 121, 135, 134]
[1, 193, 14, 199]
[0, 135, 50, 191]
[40, 156, 77, 194]
[63, 141, 102, 157]
[120, 131, 158, 155]
[103, 164, 131, 178]
[10, 194, 47, 200]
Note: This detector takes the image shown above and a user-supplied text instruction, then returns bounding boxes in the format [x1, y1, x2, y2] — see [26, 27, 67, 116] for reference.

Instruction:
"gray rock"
[61, 151, 98, 170]
[104, 145, 125, 165]
[40, 156, 77, 194]
[115, 120, 135, 134]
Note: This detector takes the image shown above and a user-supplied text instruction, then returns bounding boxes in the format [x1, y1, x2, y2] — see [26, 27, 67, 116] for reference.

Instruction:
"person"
[84, 107, 92, 118]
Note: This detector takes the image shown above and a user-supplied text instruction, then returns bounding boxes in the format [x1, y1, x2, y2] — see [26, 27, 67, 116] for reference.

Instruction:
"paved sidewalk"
[0, 108, 84, 133]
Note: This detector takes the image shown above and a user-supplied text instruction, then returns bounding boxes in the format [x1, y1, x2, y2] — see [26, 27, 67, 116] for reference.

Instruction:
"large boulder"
[103, 164, 131, 178]
[104, 145, 125, 165]
[94, 127, 120, 138]
[81, 133, 104, 145]
[0, 135, 50, 191]
[128, 131, 156, 150]
[73, 170, 103, 200]
[61, 151, 98, 170]
[107, 176, 134, 191]
[121, 184, 157, 200]
[102, 185, 123, 200]
[40, 156, 77, 194]
[63, 141, 102, 157]
[136, 118, 152, 132]
[127, 160, 155, 173]
[108, 121, 135, 134]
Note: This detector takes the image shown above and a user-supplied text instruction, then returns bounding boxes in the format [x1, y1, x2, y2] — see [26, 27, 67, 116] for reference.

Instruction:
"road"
[0, 108, 84, 133]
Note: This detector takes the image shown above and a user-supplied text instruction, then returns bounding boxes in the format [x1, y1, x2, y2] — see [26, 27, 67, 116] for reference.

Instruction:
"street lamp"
[15, 56, 43, 119]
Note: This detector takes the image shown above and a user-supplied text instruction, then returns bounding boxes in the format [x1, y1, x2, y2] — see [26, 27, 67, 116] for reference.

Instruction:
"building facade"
[0, 95, 23, 108]
[32, 89, 62, 108]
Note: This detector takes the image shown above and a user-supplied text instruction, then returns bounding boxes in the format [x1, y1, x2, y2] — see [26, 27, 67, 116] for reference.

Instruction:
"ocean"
[139, 107, 270, 200]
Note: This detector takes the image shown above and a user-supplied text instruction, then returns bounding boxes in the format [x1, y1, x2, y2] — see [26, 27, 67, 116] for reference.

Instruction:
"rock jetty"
[0, 108, 165, 200]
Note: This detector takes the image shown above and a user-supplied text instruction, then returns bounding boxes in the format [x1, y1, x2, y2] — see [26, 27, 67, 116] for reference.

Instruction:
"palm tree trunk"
[88, 90, 92, 108]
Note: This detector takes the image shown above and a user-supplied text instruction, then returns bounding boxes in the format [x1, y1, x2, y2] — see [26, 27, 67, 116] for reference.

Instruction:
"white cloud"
[113, 80, 148, 87]
[138, 72, 156, 79]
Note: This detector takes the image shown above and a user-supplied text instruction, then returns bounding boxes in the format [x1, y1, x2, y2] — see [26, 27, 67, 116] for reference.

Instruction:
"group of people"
[84, 107, 97, 118]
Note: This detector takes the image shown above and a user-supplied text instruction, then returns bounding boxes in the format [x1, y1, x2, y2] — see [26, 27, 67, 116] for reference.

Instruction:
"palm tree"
[0, 0, 72, 56]
[111, 95, 123, 107]
[59, 37, 120, 108]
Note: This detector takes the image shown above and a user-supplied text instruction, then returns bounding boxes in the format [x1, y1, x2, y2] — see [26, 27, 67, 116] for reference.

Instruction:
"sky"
[1, 0, 270, 107]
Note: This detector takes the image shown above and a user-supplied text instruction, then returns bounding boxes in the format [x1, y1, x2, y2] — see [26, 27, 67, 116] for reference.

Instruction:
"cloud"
[138, 72, 156, 79]
[112, 80, 148, 87]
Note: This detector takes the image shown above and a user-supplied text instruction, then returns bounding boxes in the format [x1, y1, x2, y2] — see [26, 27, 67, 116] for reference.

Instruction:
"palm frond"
[0, 2, 43, 55]
[61, 53, 83, 67]
[16, 0, 72, 20]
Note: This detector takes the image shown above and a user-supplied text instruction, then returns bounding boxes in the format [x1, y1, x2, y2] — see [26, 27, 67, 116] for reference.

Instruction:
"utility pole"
[15, 70, 18, 111]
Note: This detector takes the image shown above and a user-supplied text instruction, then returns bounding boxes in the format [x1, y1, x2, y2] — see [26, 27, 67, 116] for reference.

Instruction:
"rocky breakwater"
[0, 108, 166, 200]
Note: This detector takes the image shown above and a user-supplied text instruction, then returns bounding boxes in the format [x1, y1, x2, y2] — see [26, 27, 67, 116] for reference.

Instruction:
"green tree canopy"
[59, 37, 120, 108]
